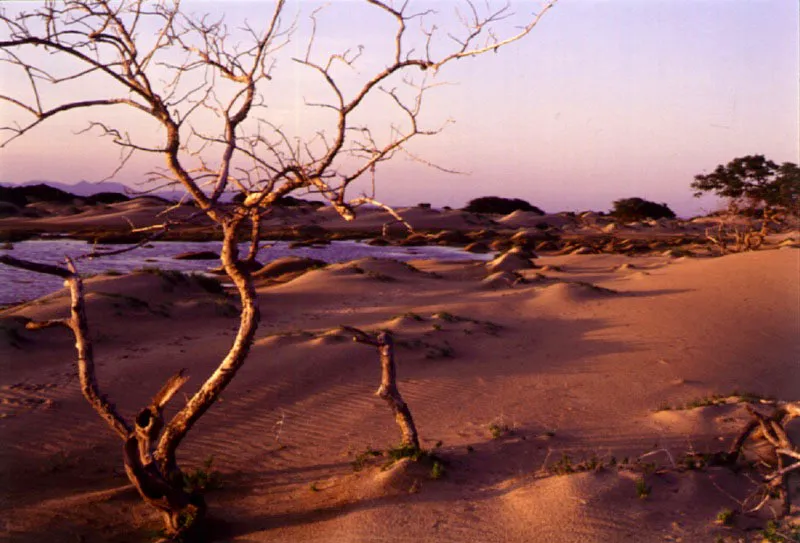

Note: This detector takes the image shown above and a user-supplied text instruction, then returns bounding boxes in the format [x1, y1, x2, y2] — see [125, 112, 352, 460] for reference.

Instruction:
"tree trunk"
[759, 205, 772, 236]
[374, 332, 419, 450]
[0, 255, 206, 538]
[155, 219, 261, 481]
[342, 327, 420, 451]
[245, 208, 262, 265]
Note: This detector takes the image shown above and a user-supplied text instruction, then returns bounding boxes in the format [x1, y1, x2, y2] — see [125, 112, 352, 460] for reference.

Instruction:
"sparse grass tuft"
[480, 321, 503, 335]
[677, 451, 725, 471]
[351, 444, 443, 474]
[394, 311, 424, 321]
[432, 311, 461, 322]
[177, 510, 197, 532]
[656, 390, 774, 411]
[139, 266, 186, 284]
[685, 395, 728, 409]
[488, 422, 512, 439]
[550, 453, 575, 475]
[190, 273, 226, 294]
[183, 456, 222, 493]
[731, 389, 772, 403]
[351, 447, 382, 472]
[386, 443, 425, 462]
[760, 520, 800, 542]
[365, 270, 396, 282]
[715, 508, 734, 526]
[635, 477, 651, 499]
[430, 461, 445, 480]
[548, 453, 610, 476]
[425, 342, 454, 359]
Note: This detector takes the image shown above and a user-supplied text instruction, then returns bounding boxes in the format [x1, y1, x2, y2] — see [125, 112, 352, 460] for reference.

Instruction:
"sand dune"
[0, 245, 798, 542]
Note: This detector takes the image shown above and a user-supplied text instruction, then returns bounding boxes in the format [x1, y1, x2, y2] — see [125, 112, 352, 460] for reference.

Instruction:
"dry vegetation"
[0, 1, 798, 542]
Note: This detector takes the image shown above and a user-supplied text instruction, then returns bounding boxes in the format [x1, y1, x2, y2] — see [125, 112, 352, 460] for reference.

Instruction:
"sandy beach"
[1, 203, 798, 542]
[0, 0, 797, 539]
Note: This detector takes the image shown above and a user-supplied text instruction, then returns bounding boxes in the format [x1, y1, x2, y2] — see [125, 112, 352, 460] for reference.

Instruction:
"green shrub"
[611, 197, 675, 222]
[463, 196, 544, 215]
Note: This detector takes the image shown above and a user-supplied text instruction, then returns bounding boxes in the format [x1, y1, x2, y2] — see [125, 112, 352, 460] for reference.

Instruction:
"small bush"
[611, 197, 676, 222]
[463, 196, 544, 215]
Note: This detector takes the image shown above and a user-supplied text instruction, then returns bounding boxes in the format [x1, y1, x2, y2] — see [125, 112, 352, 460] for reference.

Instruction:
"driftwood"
[344, 327, 420, 450]
[727, 401, 800, 516]
[705, 222, 764, 254]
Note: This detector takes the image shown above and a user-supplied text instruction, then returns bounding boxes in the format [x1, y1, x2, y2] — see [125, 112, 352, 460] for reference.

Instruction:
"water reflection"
[0, 239, 485, 304]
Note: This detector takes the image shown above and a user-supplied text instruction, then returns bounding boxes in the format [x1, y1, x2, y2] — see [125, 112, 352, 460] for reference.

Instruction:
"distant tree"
[463, 196, 544, 215]
[691, 155, 800, 218]
[611, 197, 675, 222]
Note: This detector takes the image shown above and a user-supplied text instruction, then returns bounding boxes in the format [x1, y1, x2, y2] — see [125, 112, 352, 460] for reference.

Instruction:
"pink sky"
[0, 0, 797, 217]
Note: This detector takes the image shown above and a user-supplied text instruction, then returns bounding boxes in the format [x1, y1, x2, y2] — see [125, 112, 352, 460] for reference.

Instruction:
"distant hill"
[0, 183, 130, 207]
[14, 180, 133, 197]
[9, 180, 225, 203]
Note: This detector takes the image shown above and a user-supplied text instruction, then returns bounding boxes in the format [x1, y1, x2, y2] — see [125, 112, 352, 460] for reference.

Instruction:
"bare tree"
[0, 0, 556, 538]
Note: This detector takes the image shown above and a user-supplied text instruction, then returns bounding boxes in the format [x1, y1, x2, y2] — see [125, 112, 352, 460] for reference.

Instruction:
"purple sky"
[0, 0, 797, 217]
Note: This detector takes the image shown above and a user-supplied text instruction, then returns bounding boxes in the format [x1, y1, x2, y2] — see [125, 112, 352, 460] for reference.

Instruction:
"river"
[0, 239, 486, 305]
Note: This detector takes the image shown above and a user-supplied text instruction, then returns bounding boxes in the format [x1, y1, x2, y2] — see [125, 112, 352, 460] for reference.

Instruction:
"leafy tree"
[691, 155, 800, 215]
[463, 196, 544, 215]
[610, 197, 675, 222]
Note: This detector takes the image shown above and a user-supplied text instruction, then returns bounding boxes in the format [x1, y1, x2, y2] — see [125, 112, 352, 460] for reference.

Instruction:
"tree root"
[727, 401, 800, 516]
